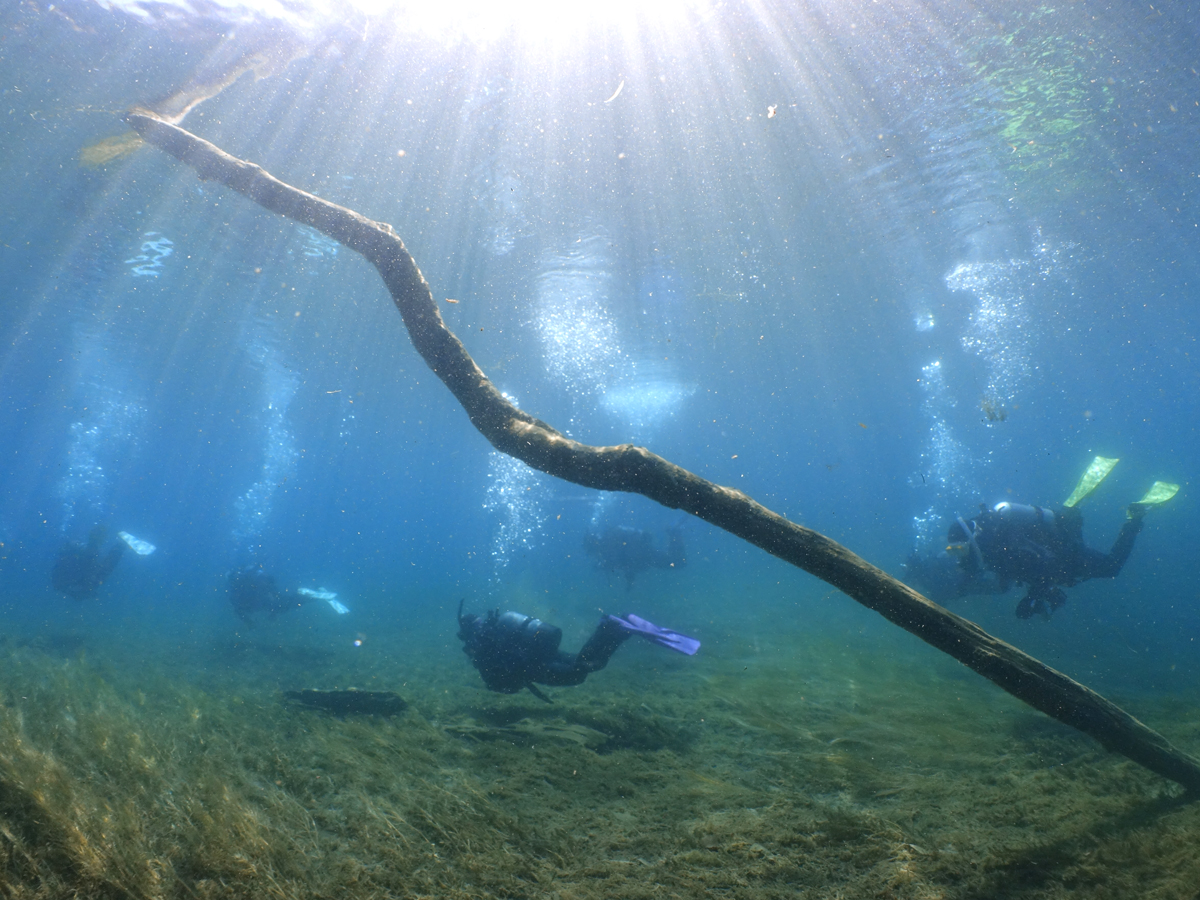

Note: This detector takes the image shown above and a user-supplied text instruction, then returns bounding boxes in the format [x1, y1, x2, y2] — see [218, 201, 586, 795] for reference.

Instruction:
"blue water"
[1, 0, 1198, 702]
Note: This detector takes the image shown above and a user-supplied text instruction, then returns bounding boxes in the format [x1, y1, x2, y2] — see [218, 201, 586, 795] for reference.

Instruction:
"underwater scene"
[2, 0, 1200, 896]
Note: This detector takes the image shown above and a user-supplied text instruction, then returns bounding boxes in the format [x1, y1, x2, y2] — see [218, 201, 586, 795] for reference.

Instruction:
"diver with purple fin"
[456, 601, 699, 701]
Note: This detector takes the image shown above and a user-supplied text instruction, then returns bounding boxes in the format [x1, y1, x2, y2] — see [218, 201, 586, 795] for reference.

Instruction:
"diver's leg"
[537, 652, 592, 686]
[1085, 517, 1144, 579]
[102, 544, 125, 580]
[576, 617, 633, 672]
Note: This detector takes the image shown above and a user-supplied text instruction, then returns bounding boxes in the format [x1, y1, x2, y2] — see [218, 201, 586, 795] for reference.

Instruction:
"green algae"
[0, 610, 1198, 900]
[964, 5, 1118, 200]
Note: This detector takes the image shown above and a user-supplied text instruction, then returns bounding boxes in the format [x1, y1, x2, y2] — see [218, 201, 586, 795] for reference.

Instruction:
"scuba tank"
[991, 501, 1055, 528]
[494, 611, 563, 658]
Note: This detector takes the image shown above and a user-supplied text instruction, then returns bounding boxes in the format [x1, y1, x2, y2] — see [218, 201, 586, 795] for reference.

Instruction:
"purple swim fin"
[608, 614, 700, 655]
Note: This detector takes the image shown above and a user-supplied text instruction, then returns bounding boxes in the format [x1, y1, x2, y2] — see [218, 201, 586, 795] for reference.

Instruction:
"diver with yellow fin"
[946, 457, 1179, 620]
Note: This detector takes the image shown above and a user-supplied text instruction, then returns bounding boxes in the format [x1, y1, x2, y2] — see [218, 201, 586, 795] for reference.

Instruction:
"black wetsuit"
[457, 608, 631, 700]
[951, 504, 1143, 619]
[227, 566, 301, 625]
[903, 550, 1004, 606]
[52, 527, 124, 599]
[584, 525, 686, 590]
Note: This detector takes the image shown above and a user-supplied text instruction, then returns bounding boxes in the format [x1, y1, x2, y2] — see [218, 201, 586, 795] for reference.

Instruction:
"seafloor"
[1, 582, 1198, 900]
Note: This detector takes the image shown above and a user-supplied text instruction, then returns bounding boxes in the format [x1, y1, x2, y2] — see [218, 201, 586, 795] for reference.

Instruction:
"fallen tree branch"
[126, 110, 1200, 795]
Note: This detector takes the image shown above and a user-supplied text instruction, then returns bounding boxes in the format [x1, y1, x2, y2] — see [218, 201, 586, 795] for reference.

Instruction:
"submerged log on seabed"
[126, 109, 1200, 796]
[285, 689, 409, 717]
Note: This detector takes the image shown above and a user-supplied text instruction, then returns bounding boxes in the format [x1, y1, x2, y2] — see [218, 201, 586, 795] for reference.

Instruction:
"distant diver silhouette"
[52, 525, 124, 599]
[227, 566, 305, 626]
[901, 549, 1004, 607]
[584, 525, 686, 590]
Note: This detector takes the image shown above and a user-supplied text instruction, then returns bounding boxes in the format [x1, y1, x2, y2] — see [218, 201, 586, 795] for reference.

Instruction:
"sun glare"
[97, 0, 708, 50]
[361, 0, 702, 45]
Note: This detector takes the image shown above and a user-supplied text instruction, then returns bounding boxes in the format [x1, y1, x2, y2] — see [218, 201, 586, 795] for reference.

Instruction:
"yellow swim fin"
[1063, 455, 1120, 508]
[1128, 481, 1180, 518]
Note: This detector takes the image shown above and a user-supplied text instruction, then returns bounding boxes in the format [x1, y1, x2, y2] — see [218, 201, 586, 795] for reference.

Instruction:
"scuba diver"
[456, 602, 699, 701]
[583, 524, 686, 591]
[227, 565, 303, 625]
[902, 548, 1005, 607]
[945, 456, 1179, 620]
[52, 525, 125, 599]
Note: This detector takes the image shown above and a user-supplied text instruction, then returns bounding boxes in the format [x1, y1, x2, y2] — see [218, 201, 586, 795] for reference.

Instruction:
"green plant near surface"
[0, 613, 1198, 900]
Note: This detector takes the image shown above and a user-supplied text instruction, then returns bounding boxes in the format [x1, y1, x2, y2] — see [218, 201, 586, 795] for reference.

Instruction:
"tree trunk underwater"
[125, 109, 1200, 796]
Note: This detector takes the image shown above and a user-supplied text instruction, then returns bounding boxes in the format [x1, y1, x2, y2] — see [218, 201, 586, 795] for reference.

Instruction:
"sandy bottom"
[1, 602, 1198, 900]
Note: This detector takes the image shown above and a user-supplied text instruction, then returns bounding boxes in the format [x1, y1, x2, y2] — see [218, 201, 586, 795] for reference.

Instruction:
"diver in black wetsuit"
[947, 501, 1145, 620]
[52, 526, 124, 599]
[583, 525, 686, 591]
[456, 602, 699, 701]
[227, 565, 303, 625]
[902, 548, 1005, 607]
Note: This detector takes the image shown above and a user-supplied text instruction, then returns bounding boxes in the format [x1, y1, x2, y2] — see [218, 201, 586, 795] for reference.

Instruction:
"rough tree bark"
[126, 110, 1200, 795]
